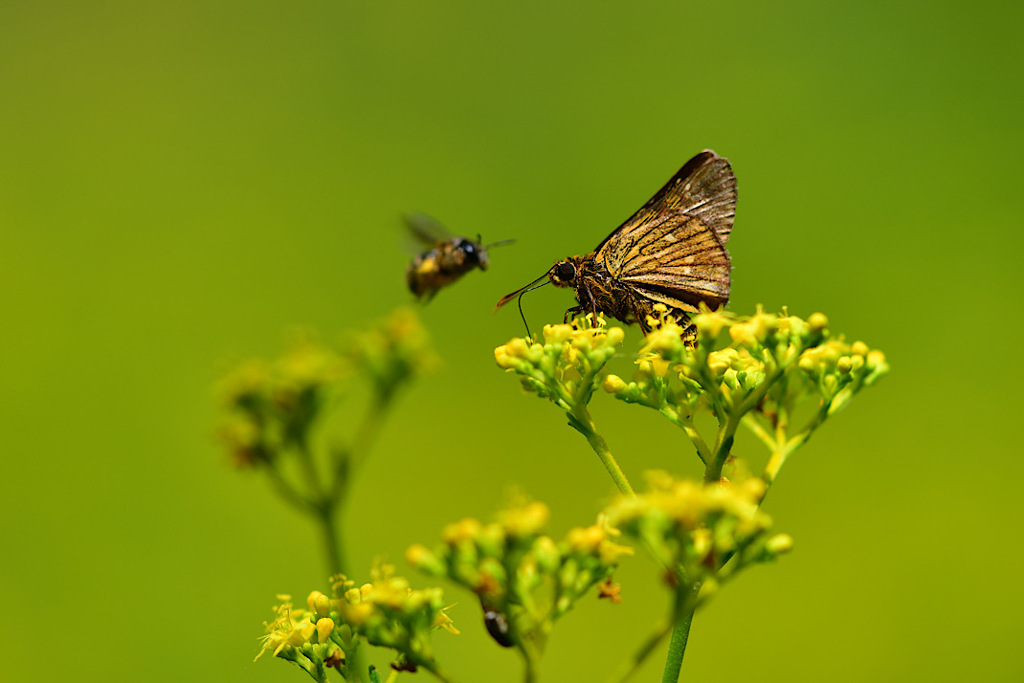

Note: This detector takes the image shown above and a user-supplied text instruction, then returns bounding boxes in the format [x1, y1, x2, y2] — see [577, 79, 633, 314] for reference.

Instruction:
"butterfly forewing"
[598, 151, 737, 249]
[598, 211, 730, 312]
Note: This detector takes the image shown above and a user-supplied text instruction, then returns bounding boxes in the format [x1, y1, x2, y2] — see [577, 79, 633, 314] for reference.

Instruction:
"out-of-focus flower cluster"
[605, 471, 792, 604]
[258, 563, 457, 682]
[217, 336, 347, 468]
[406, 499, 632, 653]
[494, 314, 624, 412]
[346, 308, 439, 402]
[216, 309, 435, 469]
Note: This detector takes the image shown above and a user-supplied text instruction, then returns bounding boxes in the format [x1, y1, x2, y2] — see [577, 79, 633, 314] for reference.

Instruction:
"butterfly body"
[496, 150, 737, 333]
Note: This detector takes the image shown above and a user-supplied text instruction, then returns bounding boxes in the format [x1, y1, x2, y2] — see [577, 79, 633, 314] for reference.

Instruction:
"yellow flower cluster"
[494, 314, 625, 410]
[407, 498, 632, 652]
[602, 307, 888, 470]
[257, 563, 456, 680]
[605, 472, 792, 599]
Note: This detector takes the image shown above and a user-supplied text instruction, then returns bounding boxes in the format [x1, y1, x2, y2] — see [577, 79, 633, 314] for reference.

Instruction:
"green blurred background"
[2, 1, 1022, 681]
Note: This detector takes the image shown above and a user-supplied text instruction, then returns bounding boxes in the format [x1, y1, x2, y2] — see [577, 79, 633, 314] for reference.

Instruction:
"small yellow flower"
[433, 608, 460, 635]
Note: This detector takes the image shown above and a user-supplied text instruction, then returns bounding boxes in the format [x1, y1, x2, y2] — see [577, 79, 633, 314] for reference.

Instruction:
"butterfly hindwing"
[598, 210, 730, 313]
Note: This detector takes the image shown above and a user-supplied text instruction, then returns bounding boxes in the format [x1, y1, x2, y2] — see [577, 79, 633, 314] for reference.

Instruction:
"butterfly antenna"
[515, 282, 547, 339]
[484, 238, 516, 250]
[494, 273, 550, 339]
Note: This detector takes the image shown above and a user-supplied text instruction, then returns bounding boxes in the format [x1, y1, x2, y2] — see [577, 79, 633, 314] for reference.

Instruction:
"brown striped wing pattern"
[596, 210, 730, 313]
[594, 151, 736, 314]
[597, 150, 737, 249]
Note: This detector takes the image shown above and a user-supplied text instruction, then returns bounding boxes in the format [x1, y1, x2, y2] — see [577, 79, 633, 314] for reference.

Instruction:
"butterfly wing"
[402, 212, 452, 247]
[597, 210, 730, 313]
[597, 150, 737, 249]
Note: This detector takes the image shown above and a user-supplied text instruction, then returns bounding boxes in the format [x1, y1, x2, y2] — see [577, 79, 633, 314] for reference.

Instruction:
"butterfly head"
[548, 257, 581, 288]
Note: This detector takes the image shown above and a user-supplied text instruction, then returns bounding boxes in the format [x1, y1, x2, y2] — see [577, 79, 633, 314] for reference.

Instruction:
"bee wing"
[597, 150, 737, 249]
[598, 211, 730, 313]
[402, 212, 452, 247]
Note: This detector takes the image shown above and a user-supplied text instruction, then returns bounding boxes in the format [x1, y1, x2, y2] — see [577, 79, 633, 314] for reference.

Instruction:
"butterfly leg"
[563, 306, 586, 324]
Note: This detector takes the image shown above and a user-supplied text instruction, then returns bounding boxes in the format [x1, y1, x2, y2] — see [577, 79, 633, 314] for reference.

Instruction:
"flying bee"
[495, 150, 737, 335]
[404, 212, 514, 302]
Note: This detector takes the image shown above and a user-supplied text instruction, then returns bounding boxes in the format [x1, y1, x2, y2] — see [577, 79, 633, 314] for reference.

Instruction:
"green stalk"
[518, 641, 541, 683]
[606, 618, 675, 683]
[568, 405, 634, 496]
[660, 586, 698, 683]
[317, 503, 345, 577]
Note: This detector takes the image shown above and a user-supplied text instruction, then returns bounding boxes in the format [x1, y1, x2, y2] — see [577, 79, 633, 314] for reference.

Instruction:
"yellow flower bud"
[867, 350, 886, 369]
[808, 312, 828, 332]
[443, 517, 483, 543]
[543, 324, 574, 345]
[307, 590, 331, 617]
[494, 345, 517, 369]
[603, 374, 627, 394]
[837, 356, 853, 373]
[851, 341, 869, 356]
[532, 535, 561, 572]
[406, 544, 445, 574]
[500, 501, 550, 536]
[766, 533, 794, 554]
[507, 338, 530, 358]
[315, 618, 335, 643]
[567, 524, 605, 552]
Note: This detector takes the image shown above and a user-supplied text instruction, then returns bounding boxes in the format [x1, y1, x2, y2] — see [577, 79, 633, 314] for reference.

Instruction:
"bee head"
[455, 238, 489, 270]
[548, 258, 578, 288]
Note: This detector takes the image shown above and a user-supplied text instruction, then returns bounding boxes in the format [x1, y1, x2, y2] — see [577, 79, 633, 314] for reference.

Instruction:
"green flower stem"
[347, 394, 393, 473]
[762, 401, 830, 493]
[317, 503, 345, 577]
[568, 405, 634, 496]
[518, 640, 542, 683]
[703, 413, 740, 483]
[295, 437, 327, 501]
[660, 585, 699, 683]
[740, 414, 777, 451]
[423, 662, 457, 683]
[607, 618, 675, 683]
[660, 408, 710, 465]
[265, 461, 316, 514]
[384, 670, 399, 683]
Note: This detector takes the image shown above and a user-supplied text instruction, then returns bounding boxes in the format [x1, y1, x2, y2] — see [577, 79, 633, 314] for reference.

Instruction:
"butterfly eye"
[556, 262, 576, 281]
